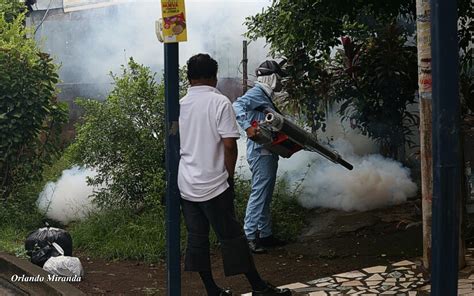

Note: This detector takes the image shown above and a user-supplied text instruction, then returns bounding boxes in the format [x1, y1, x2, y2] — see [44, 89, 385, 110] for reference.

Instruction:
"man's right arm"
[223, 138, 238, 179]
[233, 87, 267, 140]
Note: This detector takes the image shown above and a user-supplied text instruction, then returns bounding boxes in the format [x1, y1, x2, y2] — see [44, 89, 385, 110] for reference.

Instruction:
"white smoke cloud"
[286, 139, 418, 211]
[236, 114, 418, 212]
[33, 1, 272, 87]
[37, 166, 99, 224]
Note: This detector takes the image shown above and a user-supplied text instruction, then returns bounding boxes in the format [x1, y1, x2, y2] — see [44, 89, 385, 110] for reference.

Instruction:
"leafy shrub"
[69, 59, 166, 209]
[333, 25, 418, 159]
[0, 8, 68, 204]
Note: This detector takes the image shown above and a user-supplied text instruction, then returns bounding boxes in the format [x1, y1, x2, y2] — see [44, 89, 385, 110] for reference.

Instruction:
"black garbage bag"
[25, 224, 73, 267]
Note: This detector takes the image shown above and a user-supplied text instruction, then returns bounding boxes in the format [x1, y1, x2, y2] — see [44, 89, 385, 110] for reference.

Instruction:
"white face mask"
[257, 73, 282, 93]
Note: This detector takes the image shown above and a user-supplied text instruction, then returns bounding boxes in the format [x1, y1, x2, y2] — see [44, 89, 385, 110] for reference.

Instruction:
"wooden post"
[242, 40, 248, 94]
[416, 0, 433, 271]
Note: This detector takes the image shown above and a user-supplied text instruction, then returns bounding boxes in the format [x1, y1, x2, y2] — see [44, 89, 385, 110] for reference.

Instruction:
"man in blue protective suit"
[233, 60, 287, 254]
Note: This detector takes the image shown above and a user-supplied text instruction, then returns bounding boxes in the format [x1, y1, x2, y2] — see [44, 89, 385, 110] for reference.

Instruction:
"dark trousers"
[181, 187, 255, 276]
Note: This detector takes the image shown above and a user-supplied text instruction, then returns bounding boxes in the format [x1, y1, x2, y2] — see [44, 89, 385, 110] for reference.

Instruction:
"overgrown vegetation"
[0, 0, 67, 246]
[332, 26, 418, 158]
[69, 59, 166, 209]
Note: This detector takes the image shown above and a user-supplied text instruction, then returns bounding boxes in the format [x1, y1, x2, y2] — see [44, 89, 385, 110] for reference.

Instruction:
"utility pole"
[164, 42, 181, 296]
[430, 0, 461, 293]
[160, 0, 187, 294]
[242, 40, 248, 94]
[416, 0, 433, 271]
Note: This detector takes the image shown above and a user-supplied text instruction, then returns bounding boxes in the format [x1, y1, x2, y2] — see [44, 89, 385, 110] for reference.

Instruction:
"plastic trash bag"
[43, 243, 84, 278]
[25, 223, 73, 267]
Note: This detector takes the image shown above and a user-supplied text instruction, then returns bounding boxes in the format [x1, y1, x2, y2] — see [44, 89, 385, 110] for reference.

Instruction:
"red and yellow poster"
[160, 0, 187, 43]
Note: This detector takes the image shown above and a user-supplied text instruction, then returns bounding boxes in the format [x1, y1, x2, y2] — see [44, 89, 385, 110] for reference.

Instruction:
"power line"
[34, 0, 53, 35]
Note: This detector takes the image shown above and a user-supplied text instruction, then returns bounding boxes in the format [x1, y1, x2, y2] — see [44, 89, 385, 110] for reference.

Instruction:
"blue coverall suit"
[233, 84, 279, 240]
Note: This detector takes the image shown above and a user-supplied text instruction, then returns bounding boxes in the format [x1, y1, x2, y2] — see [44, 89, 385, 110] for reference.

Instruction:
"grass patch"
[69, 207, 179, 262]
[0, 226, 28, 258]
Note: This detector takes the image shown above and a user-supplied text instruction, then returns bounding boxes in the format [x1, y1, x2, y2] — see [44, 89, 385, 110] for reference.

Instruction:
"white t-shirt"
[178, 85, 240, 202]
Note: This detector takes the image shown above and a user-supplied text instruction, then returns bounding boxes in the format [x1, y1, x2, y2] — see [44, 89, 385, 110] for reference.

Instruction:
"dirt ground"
[71, 200, 423, 295]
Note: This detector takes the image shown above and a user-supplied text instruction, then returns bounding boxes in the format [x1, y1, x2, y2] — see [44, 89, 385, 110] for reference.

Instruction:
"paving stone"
[366, 281, 381, 286]
[308, 292, 329, 296]
[278, 282, 308, 290]
[458, 283, 473, 289]
[401, 282, 414, 288]
[335, 277, 349, 283]
[316, 282, 332, 287]
[382, 281, 396, 286]
[392, 260, 415, 267]
[341, 280, 364, 287]
[408, 292, 418, 296]
[458, 289, 473, 295]
[459, 279, 474, 283]
[334, 271, 366, 278]
[363, 266, 387, 274]
[380, 291, 397, 295]
[308, 277, 334, 285]
[366, 274, 384, 281]
[393, 267, 409, 271]
[347, 289, 358, 294]
[418, 284, 431, 291]
[294, 286, 329, 293]
[388, 271, 403, 278]
[389, 286, 400, 290]
[385, 278, 397, 283]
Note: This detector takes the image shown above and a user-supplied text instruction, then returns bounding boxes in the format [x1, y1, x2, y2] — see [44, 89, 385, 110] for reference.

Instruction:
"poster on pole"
[160, 0, 187, 43]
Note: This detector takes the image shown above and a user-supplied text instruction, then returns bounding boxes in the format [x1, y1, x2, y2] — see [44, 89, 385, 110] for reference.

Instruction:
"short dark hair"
[186, 54, 218, 81]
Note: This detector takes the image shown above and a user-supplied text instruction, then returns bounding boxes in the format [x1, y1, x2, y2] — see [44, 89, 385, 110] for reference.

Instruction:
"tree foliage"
[246, 0, 471, 159]
[0, 8, 67, 203]
[70, 59, 167, 209]
[333, 26, 418, 158]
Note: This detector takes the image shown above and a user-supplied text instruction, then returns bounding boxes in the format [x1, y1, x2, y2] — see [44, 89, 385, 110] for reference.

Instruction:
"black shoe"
[219, 288, 233, 295]
[258, 235, 286, 248]
[248, 239, 267, 254]
[252, 282, 292, 296]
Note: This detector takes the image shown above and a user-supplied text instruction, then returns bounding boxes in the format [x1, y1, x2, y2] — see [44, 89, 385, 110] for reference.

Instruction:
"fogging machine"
[251, 110, 354, 170]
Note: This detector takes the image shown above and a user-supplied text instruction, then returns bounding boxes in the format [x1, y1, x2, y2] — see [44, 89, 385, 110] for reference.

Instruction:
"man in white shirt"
[178, 54, 291, 296]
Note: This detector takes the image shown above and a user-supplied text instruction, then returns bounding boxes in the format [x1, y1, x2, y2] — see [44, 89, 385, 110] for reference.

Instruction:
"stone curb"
[0, 252, 84, 296]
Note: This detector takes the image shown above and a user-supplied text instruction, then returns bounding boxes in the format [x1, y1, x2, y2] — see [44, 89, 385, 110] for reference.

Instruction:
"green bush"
[0, 9, 68, 204]
[69, 59, 166, 209]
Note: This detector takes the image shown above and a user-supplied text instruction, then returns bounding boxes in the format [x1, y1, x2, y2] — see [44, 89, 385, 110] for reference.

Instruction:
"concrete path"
[243, 249, 474, 296]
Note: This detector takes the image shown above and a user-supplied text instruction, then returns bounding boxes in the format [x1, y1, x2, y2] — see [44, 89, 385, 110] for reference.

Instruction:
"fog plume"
[37, 166, 98, 224]
[237, 114, 418, 212]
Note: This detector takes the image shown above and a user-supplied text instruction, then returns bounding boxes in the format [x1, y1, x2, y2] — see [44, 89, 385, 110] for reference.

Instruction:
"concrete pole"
[416, 0, 433, 271]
